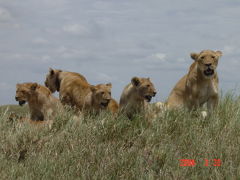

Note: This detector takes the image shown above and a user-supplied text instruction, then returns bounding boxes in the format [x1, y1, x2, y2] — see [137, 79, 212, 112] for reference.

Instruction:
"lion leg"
[30, 111, 44, 121]
[60, 92, 73, 107]
[207, 95, 219, 111]
[200, 111, 208, 118]
[200, 95, 218, 118]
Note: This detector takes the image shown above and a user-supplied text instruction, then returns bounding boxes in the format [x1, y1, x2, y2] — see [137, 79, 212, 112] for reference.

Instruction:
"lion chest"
[197, 80, 218, 104]
[125, 98, 145, 112]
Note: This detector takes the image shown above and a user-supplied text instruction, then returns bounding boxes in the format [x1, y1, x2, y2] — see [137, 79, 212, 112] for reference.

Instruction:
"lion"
[45, 68, 118, 114]
[45, 68, 89, 108]
[119, 77, 157, 119]
[166, 50, 223, 114]
[89, 83, 119, 114]
[15, 82, 61, 122]
[45, 68, 89, 106]
[45, 68, 118, 112]
[63, 83, 119, 115]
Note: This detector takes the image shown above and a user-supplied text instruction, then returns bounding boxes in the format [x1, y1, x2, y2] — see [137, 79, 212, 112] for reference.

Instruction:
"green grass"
[1, 94, 240, 179]
[0, 104, 28, 115]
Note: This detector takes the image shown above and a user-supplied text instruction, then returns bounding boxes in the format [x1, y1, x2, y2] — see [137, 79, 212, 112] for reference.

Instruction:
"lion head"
[44, 68, 62, 93]
[15, 83, 38, 106]
[131, 77, 157, 102]
[191, 50, 222, 78]
[91, 83, 112, 108]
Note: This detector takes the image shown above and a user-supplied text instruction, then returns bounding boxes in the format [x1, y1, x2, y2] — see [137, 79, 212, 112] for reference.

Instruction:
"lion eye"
[211, 56, 215, 59]
[101, 92, 104, 95]
[201, 56, 205, 59]
[146, 85, 150, 88]
[109, 92, 111, 96]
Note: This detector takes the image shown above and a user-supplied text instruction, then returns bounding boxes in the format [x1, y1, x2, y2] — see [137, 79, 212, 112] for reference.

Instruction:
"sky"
[0, 0, 240, 105]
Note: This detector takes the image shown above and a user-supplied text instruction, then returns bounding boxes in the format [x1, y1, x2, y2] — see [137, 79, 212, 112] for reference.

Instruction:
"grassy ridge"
[0, 104, 28, 115]
[0, 94, 240, 179]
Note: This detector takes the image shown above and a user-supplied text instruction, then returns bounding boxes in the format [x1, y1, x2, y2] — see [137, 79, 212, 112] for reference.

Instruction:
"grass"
[0, 104, 28, 115]
[1, 94, 240, 179]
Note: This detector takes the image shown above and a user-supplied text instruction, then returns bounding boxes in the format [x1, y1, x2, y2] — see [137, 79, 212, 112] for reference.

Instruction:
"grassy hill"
[0, 104, 28, 115]
[0, 94, 240, 179]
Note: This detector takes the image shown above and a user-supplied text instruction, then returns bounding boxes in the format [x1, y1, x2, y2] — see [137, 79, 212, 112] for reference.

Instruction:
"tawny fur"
[45, 69, 118, 114]
[45, 68, 91, 109]
[107, 99, 119, 114]
[89, 83, 119, 114]
[166, 50, 222, 112]
[15, 82, 62, 122]
[119, 77, 157, 119]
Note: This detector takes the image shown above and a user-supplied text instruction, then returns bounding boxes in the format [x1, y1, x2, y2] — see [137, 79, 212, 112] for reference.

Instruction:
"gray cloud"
[0, 7, 12, 22]
[0, 0, 240, 105]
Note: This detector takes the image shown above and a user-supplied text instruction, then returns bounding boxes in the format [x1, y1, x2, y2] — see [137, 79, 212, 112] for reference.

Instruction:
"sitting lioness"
[45, 68, 88, 107]
[15, 82, 61, 121]
[166, 50, 222, 113]
[119, 77, 157, 119]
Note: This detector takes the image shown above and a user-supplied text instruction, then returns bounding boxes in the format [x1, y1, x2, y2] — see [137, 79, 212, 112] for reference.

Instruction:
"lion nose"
[15, 97, 19, 101]
[205, 63, 212, 67]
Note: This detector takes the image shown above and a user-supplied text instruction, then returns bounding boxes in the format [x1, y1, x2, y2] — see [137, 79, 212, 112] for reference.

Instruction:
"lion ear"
[190, 53, 199, 61]
[131, 77, 141, 86]
[215, 51, 223, 58]
[49, 68, 54, 76]
[31, 83, 38, 91]
[106, 83, 112, 88]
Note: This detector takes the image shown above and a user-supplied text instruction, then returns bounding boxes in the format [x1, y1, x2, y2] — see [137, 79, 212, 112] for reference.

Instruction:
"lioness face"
[191, 50, 222, 78]
[131, 77, 157, 102]
[91, 83, 112, 108]
[15, 83, 38, 106]
[45, 68, 62, 93]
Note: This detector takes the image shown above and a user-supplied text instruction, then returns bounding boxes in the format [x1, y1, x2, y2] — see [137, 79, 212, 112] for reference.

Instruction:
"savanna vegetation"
[1, 93, 240, 179]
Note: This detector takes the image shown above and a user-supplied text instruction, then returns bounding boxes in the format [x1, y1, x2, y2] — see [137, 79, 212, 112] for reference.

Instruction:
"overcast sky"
[0, 0, 240, 105]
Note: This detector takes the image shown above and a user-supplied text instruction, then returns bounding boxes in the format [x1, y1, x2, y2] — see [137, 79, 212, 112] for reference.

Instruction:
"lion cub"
[119, 77, 157, 119]
[15, 82, 61, 122]
[87, 83, 119, 114]
[166, 50, 222, 113]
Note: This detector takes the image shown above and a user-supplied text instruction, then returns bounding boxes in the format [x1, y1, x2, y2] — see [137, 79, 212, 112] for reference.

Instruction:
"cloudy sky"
[0, 0, 240, 105]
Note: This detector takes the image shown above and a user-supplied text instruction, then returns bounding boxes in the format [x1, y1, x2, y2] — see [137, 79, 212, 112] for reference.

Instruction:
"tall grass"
[1, 94, 240, 179]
